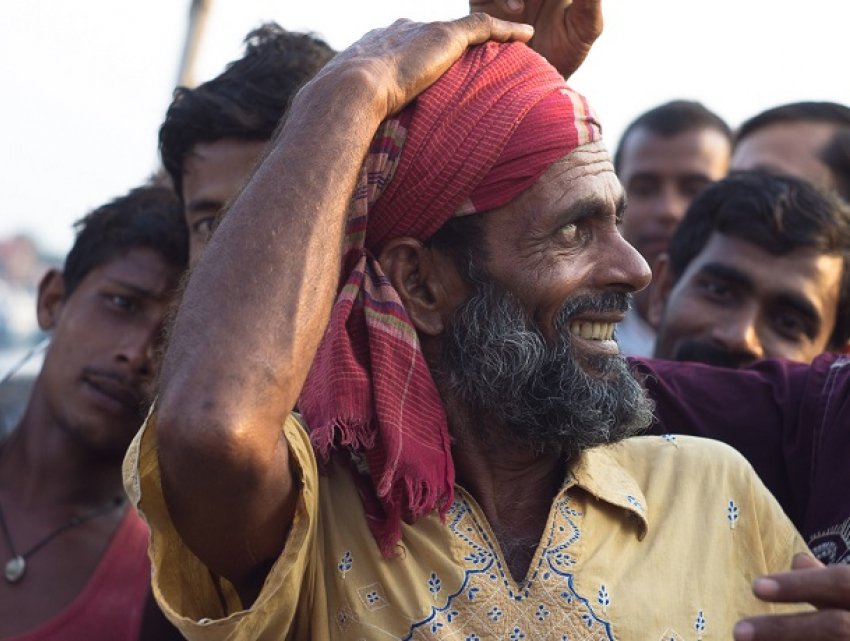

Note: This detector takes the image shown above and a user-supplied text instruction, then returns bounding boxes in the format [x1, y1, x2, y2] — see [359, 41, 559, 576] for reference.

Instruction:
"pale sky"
[2, 0, 848, 255]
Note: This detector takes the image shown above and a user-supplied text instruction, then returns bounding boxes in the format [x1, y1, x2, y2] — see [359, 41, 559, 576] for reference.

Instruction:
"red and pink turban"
[299, 41, 602, 555]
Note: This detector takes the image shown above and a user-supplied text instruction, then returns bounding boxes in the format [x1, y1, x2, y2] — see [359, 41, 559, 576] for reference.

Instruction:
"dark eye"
[773, 312, 808, 341]
[680, 178, 712, 200]
[192, 217, 215, 238]
[107, 294, 137, 312]
[697, 277, 733, 302]
[626, 177, 659, 198]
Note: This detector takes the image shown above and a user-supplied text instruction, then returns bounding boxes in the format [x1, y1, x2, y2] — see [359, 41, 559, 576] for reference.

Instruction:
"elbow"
[155, 383, 274, 490]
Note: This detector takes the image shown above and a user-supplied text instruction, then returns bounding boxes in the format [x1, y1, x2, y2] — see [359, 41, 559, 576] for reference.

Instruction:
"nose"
[707, 309, 764, 362]
[656, 184, 690, 223]
[115, 324, 158, 379]
[601, 230, 653, 294]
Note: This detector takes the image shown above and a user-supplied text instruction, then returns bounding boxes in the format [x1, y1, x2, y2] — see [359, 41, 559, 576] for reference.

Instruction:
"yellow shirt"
[124, 414, 809, 640]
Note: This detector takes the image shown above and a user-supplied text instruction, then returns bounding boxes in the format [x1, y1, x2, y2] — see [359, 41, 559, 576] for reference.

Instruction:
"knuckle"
[465, 12, 493, 29]
[424, 21, 456, 45]
[835, 566, 850, 595]
[825, 611, 850, 639]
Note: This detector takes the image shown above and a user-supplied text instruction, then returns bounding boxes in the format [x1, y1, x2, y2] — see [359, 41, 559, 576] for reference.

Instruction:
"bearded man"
[124, 13, 817, 641]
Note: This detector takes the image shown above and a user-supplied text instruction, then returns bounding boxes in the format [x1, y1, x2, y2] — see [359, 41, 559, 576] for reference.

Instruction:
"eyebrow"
[698, 262, 754, 291]
[186, 198, 224, 214]
[105, 277, 171, 302]
[699, 262, 821, 336]
[561, 192, 627, 226]
[628, 171, 714, 183]
[615, 192, 627, 224]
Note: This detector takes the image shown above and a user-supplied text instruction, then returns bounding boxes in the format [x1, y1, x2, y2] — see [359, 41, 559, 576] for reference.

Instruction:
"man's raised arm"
[153, 15, 533, 605]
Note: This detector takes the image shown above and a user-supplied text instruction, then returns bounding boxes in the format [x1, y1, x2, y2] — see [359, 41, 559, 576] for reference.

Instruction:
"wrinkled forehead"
[529, 142, 621, 204]
[478, 141, 624, 239]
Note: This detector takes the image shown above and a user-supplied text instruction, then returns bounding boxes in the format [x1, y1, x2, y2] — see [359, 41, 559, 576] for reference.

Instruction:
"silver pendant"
[4, 555, 25, 583]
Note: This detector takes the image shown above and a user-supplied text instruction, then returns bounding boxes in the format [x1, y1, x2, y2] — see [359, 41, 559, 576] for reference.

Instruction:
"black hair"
[160, 23, 335, 200]
[614, 100, 732, 175]
[821, 129, 850, 203]
[63, 183, 189, 298]
[735, 101, 850, 146]
[667, 171, 850, 349]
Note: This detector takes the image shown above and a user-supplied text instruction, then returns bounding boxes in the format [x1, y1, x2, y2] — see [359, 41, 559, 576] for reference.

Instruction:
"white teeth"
[569, 321, 616, 341]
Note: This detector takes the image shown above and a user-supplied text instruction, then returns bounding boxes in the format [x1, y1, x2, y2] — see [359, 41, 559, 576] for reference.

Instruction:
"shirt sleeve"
[122, 409, 319, 640]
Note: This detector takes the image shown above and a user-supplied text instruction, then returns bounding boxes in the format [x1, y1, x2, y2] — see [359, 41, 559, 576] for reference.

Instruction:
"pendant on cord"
[5, 555, 25, 583]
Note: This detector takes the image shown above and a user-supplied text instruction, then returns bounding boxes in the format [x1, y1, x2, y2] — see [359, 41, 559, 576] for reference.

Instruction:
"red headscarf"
[299, 41, 602, 555]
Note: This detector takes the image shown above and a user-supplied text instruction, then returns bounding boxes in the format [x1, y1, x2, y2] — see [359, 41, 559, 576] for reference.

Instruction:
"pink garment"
[9, 507, 151, 641]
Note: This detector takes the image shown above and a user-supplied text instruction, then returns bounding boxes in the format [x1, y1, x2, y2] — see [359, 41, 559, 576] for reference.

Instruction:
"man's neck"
[451, 427, 566, 582]
[0, 381, 123, 510]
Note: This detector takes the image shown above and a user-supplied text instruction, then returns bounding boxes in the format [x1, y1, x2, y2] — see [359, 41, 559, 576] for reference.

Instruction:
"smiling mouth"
[568, 321, 616, 341]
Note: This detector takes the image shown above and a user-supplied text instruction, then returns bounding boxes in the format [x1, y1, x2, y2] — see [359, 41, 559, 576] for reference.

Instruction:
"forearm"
[163, 70, 384, 423]
[156, 68, 385, 589]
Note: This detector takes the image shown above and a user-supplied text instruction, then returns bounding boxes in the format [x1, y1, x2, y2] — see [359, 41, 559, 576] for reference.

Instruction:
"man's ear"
[378, 238, 468, 337]
[647, 253, 674, 329]
[36, 269, 66, 331]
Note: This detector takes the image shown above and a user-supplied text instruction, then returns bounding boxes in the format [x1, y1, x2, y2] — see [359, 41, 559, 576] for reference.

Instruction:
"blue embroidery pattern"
[727, 501, 739, 530]
[597, 584, 610, 612]
[335, 602, 354, 631]
[403, 491, 614, 640]
[626, 495, 644, 512]
[338, 550, 353, 578]
[695, 610, 706, 639]
[357, 582, 389, 611]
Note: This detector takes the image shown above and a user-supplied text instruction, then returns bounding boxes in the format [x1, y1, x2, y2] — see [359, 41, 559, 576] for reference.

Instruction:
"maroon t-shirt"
[631, 353, 850, 564]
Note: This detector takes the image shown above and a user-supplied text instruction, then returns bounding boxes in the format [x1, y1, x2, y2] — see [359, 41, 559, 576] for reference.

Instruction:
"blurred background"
[1, 0, 848, 420]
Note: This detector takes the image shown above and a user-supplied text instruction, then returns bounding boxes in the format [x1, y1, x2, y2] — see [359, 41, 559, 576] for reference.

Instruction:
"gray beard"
[433, 267, 654, 459]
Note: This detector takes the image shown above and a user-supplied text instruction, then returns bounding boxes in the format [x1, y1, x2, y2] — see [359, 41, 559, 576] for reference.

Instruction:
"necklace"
[0, 495, 124, 584]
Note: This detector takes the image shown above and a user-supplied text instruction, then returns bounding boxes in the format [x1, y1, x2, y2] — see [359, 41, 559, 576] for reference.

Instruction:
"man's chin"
[572, 346, 626, 379]
[672, 340, 752, 369]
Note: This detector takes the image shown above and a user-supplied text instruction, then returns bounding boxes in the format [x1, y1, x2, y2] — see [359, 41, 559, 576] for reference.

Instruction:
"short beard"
[673, 339, 754, 369]
[433, 266, 654, 460]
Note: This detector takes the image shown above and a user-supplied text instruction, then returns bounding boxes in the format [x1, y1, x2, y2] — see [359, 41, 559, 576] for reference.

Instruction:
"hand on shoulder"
[734, 553, 850, 640]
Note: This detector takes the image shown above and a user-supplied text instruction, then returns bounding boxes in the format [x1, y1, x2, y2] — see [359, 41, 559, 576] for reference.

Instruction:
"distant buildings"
[0, 234, 60, 434]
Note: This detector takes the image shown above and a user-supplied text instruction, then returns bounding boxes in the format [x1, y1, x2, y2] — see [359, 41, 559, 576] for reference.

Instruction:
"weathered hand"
[310, 14, 533, 119]
[468, 0, 602, 78]
[733, 553, 850, 640]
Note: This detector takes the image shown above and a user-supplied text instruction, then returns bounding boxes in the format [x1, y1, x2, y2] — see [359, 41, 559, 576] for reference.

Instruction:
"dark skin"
[0, 250, 181, 639]
[155, 5, 850, 637]
[469, 0, 603, 78]
[470, 1, 850, 636]
[156, 15, 537, 607]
